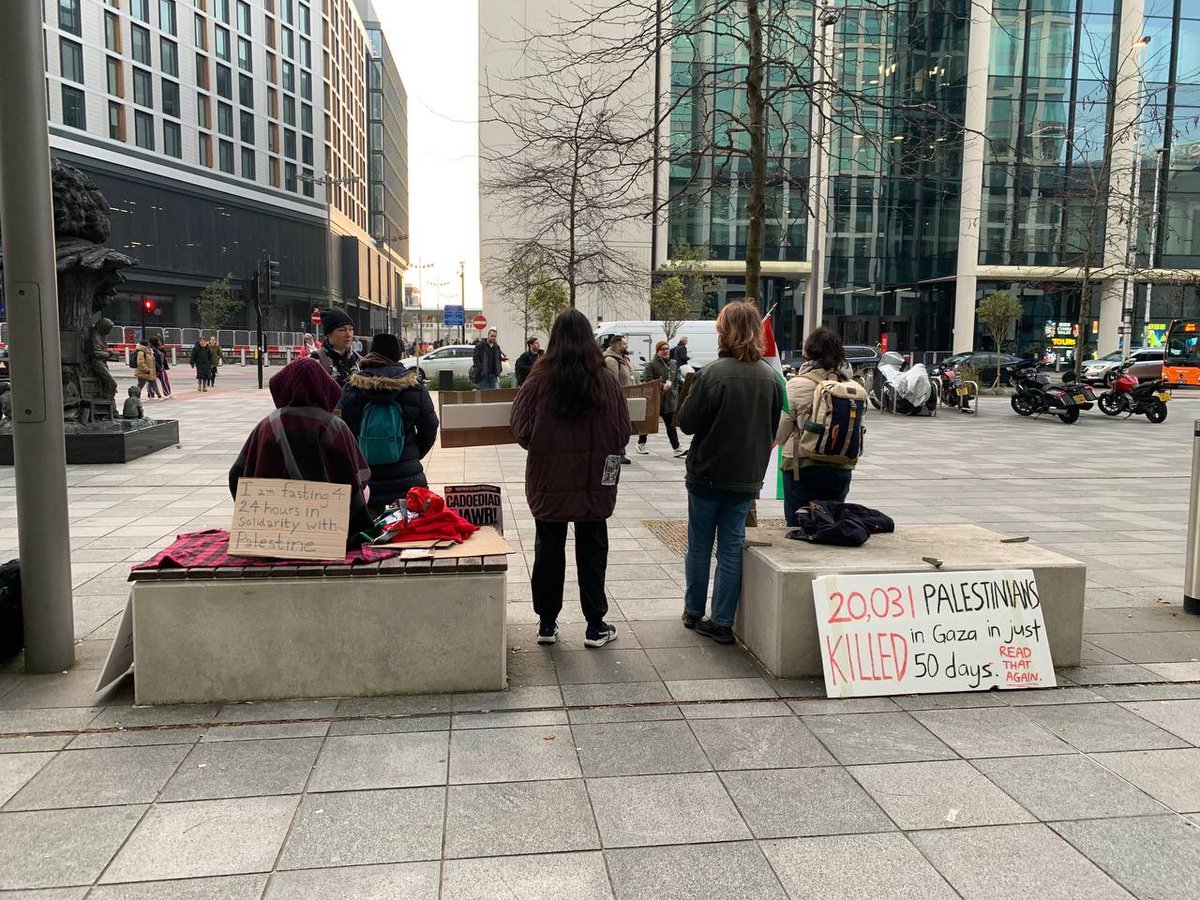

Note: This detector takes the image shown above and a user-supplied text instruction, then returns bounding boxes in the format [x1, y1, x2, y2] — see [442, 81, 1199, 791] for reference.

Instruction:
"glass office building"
[666, 0, 1200, 357]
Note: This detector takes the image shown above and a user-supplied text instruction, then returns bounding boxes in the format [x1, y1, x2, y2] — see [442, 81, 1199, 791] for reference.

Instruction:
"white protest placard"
[812, 569, 1056, 698]
[445, 484, 503, 535]
[230, 478, 350, 561]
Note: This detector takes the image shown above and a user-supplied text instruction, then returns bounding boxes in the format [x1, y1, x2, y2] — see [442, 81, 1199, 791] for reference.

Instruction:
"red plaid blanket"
[130, 529, 398, 575]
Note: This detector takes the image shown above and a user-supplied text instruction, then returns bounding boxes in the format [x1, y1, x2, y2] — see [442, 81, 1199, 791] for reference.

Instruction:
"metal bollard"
[240, 347, 247, 366]
[1185, 419, 1200, 615]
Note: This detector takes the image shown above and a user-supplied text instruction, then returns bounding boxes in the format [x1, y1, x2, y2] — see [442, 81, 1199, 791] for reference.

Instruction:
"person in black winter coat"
[337, 333, 439, 513]
[514, 337, 542, 385]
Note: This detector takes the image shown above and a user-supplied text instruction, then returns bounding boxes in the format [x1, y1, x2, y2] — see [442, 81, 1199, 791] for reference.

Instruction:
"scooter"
[1098, 370, 1170, 423]
[1009, 364, 1084, 424]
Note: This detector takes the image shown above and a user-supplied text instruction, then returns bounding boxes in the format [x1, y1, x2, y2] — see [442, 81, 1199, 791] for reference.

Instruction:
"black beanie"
[370, 333, 402, 362]
[321, 308, 353, 337]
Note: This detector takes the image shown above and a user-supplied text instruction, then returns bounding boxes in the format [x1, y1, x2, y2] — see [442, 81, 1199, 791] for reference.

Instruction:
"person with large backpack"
[774, 327, 865, 528]
[337, 333, 439, 516]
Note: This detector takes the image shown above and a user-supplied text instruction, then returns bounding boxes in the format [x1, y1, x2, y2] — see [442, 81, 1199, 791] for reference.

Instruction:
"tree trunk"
[744, 0, 766, 306]
[1074, 273, 1092, 381]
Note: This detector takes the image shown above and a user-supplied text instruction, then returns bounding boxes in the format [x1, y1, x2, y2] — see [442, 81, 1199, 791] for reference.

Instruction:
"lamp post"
[804, 4, 842, 339]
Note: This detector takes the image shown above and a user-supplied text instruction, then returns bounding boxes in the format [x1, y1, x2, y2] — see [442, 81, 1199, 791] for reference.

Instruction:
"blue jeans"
[684, 487, 756, 627]
[481, 374, 500, 390]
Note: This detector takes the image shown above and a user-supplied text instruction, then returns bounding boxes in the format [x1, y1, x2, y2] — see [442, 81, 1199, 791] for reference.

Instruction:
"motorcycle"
[930, 363, 973, 411]
[1058, 371, 1098, 411]
[1009, 364, 1085, 424]
[1098, 369, 1170, 423]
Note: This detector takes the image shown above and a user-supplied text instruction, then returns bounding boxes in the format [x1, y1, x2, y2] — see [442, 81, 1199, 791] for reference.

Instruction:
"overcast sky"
[376, 0, 480, 308]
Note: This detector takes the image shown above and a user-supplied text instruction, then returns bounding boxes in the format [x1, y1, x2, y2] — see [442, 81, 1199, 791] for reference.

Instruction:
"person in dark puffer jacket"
[337, 333, 439, 514]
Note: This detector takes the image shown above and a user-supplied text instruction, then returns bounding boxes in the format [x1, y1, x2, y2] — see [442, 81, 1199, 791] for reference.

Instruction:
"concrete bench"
[127, 555, 507, 705]
[735, 524, 1085, 679]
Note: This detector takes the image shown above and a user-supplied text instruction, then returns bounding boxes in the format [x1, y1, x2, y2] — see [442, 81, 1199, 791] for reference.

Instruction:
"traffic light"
[143, 298, 156, 314]
[268, 259, 280, 291]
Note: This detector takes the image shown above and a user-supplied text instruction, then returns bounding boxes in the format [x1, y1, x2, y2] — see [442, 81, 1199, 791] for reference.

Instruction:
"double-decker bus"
[1163, 319, 1200, 387]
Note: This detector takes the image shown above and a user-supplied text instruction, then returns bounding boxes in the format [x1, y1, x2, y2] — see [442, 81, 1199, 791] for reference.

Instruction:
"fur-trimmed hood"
[346, 364, 419, 398]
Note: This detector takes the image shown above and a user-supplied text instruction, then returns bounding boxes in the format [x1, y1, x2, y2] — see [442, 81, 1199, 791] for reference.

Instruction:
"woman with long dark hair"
[511, 308, 630, 647]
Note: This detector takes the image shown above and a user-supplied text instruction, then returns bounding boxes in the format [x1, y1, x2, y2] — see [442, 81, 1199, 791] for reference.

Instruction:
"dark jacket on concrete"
[511, 368, 630, 522]
[641, 356, 678, 416]
[677, 354, 783, 494]
[473, 341, 504, 379]
[315, 345, 360, 388]
[338, 360, 439, 506]
[514, 349, 542, 385]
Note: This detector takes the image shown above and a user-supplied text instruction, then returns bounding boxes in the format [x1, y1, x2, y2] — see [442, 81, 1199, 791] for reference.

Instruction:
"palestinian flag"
[760, 313, 789, 501]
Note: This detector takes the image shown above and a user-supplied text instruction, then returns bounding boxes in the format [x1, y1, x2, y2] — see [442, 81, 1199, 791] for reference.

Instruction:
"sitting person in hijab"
[338, 333, 439, 516]
[229, 357, 372, 543]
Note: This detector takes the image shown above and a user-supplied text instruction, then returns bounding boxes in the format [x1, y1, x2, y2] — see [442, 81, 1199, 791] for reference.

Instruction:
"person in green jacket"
[634, 340, 686, 457]
[677, 301, 783, 644]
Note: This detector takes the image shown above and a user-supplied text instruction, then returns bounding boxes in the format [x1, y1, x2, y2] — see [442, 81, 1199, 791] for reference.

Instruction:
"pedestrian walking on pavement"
[511, 308, 630, 648]
[337, 333, 439, 517]
[677, 301, 783, 643]
[148, 336, 171, 398]
[473, 328, 506, 389]
[603, 334, 635, 464]
[134, 338, 160, 398]
[774, 327, 856, 527]
[300, 334, 316, 358]
[208, 339, 224, 387]
[635, 340, 686, 457]
[190, 337, 214, 392]
[671, 336, 691, 369]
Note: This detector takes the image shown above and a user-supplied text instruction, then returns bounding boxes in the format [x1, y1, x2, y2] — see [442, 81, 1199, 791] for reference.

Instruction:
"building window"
[215, 0, 230, 25]
[268, 122, 278, 152]
[161, 79, 179, 117]
[239, 73, 254, 107]
[299, 70, 311, 100]
[240, 109, 255, 143]
[300, 102, 312, 133]
[301, 167, 314, 197]
[106, 57, 123, 96]
[298, 2, 310, 35]
[133, 68, 152, 107]
[284, 128, 296, 159]
[269, 156, 280, 187]
[215, 26, 230, 61]
[266, 53, 277, 83]
[302, 134, 313, 165]
[281, 28, 293, 60]
[58, 0, 82, 35]
[216, 63, 231, 99]
[195, 53, 210, 89]
[197, 93, 210, 127]
[160, 38, 178, 76]
[217, 101, 232, 136]
[281, 0, 292, 24]
[131, 0, 149, 24]
[131, 26, 151, 65]
[105, 12, 121, 51]
[194, 13, 207, 49]
[199, 132, 212, 166]
[241, 147, 255, 179]
[299, 37, 310, 68]
[282, 61, 294, 92]
[159, 0, 176, 36]
[282, 95, 294, 125]
[238, 37, 252, 71]
[59, 39, 84, 84]
[284, 160, 296, 191]
[267, 86, 277, 118]
[134, 110, 154, 149]
[61, 85, 86, 129]
[163, 120, 181, 157]
[219, 139, 234, 173]
[108, 101, 123, 139]
[237, 1, 252, 33]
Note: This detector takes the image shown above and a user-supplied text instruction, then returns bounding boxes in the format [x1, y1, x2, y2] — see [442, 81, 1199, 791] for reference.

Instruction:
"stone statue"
[0, 160, 137, 425]
[121, 385, 143, 420]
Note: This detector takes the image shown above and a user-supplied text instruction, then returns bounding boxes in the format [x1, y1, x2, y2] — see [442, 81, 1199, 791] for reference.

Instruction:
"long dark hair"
[803, 327, 847, 372]
[532, 308, 606, 420]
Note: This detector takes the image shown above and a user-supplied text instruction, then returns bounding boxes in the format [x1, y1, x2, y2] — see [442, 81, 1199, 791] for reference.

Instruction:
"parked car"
[400, 344, 514, 383]
[1080, 348, 1162, 386]
[1125, 351, 1165, 384]
[930, 351, 1024, 386]
[782, 344, 881, 375]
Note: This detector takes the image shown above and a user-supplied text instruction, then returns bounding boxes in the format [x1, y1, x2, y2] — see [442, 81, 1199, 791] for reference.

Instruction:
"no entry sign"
[310, 309, 321, 325]
[472, 315, 488, 331]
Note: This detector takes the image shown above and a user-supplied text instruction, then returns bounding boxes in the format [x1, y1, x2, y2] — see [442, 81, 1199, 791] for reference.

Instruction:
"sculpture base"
[0, 419, 180, 464]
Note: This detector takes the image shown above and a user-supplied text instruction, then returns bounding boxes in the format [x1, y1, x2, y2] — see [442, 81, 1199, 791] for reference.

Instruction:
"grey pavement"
[0, 364, 1198, 897]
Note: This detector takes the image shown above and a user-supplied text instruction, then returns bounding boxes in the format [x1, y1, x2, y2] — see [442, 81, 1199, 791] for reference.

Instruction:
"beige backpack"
[795, 373, 867, 467]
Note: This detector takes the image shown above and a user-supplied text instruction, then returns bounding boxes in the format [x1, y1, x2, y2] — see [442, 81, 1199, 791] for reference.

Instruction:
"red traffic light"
[143, 298, 156, 312]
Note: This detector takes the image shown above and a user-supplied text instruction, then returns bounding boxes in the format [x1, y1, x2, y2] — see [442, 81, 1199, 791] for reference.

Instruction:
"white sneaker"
[634, 444, 649, 455]
[673, 447, 689, 458]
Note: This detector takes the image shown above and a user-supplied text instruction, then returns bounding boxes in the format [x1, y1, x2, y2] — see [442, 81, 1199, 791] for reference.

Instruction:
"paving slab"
[4, 745, 190, 811]
[0, 752, 55, 807]
[688, 716, 834, 770]
[278, 787, 445, 869]
[552, 649, 661, 684]
[910, 707, 1072, 758]
[1120, 698, 1200, 745]
[1053, 815, 1200, 900]
[1092, 748, 1200, 814]
[761, 833, 959, 900]
[88, 874, 269, 899]
[910, 824, 1134, 900]
[264, 863, 440, 900]
[440, 852, 613, 900]
[444, 779, 599, 858]
[801, 712, 957, 765]
[160, 737, 321, 801]
[721, 766, 894, 839]
[972, 753, 1169, 820]
[572, 720, 710, 777]
[448, 725, 580, 784]
[606, 841, 787, 900]
[0, 805, 146, 890]
[849, 760, 1036, 830]
[587, 772, 751, 848]
[1019, 703, 1190, 752]
[307, 731, 449, 792]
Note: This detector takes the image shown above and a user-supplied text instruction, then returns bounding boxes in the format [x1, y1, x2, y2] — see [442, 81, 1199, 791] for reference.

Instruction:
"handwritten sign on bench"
[230, 478, 350, 561]
[812, 569, 1056, 698]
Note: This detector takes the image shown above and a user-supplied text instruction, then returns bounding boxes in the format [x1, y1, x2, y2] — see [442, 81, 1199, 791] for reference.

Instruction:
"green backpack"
[358, 400, 404, 466]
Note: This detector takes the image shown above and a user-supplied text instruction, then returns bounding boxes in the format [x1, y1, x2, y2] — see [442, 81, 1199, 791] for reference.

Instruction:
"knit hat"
[321, 308, 353, 337]
[370, 333, 402, 362]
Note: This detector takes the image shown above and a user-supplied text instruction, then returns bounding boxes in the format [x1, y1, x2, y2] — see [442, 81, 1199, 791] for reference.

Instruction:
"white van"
[594, 320, 720, 371]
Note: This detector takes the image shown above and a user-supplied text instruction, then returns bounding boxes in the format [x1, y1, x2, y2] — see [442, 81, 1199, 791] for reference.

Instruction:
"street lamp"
[804, 4, 842, 339]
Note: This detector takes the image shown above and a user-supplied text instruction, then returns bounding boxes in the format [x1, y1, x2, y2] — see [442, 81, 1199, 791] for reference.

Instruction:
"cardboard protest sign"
[812, 569, 1056, 698]
[445, 484, 503, 534]
[230, 478, 350, 561]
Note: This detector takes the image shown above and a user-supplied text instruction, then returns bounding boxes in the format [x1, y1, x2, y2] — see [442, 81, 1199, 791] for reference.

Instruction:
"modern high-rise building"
[668, 0, 1200, 358]
[34, 0, 408, 337]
